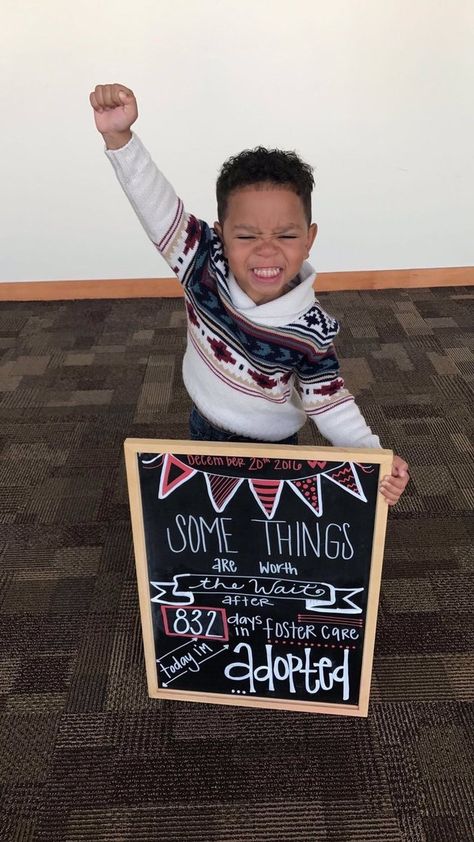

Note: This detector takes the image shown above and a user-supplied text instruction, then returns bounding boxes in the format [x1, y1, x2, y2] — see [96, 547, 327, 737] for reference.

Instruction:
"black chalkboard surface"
[124, 439, 392, 716]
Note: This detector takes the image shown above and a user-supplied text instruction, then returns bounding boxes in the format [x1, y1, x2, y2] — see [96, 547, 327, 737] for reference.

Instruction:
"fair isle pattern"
[157, 207, 350, 412]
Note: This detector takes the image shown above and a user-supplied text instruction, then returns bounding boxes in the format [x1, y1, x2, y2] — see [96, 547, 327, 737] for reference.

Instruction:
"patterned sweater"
[106, 133, 380, 447]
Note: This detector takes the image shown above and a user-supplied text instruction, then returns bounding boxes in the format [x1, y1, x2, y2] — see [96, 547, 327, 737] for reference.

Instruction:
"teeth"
[252, 268, 281, 278]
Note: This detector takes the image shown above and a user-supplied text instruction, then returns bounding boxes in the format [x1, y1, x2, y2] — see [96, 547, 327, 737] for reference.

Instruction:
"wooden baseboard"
[0, 267, 472, 301]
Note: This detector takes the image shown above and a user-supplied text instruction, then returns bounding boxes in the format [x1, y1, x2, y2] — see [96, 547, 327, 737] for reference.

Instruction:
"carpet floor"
[0, 287, 473, 841]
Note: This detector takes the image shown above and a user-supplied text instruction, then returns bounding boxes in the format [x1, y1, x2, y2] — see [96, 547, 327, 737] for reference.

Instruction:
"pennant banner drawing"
[140, 453, 372, 519]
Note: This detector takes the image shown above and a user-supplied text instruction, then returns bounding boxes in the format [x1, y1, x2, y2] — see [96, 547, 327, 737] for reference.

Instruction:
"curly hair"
[216, 146, 315, 225]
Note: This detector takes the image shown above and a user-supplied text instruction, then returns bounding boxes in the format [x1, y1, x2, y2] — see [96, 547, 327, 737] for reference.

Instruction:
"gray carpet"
[0, 286, 473, 841]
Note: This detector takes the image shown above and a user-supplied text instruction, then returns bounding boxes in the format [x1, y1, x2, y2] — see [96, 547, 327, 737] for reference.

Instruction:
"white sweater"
[106, 133, 380, 448]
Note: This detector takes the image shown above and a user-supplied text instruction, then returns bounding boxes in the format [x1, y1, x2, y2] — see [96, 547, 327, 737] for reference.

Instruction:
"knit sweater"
[106, 133, 380, 447]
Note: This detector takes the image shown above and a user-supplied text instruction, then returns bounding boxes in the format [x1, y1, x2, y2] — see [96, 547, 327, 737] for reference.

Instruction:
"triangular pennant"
[159, 454, 196, 498]
[323, 462, 367, 502]
[249, 479, 283, 519]
[288, 474, 322, 516]
[205, 474, 244, 512]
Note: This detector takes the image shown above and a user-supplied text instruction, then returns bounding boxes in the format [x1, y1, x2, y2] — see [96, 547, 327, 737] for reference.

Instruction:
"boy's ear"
[214, 221, 227, 256]
[306, 223, 318, 255]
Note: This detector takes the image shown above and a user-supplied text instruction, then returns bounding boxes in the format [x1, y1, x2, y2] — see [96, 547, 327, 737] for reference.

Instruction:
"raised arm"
[90, 83, 204, 284]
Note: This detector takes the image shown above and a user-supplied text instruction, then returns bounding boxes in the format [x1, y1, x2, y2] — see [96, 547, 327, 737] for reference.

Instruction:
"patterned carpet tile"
[0, 288, 473, 841]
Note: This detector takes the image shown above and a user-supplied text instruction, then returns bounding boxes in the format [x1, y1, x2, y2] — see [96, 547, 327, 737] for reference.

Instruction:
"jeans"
[189, 406, 299, 445]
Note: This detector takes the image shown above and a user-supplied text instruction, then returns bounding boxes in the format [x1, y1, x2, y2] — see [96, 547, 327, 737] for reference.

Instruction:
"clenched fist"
[89, 83, 138, 146]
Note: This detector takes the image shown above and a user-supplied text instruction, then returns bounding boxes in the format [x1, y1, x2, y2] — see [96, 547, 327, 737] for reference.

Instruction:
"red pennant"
[289, 474, 322, 516]
[159, 454, 196, 498]
[323, 462, 367, 501]
[249, 479, 283, 519]
[205, 474, 244, 512]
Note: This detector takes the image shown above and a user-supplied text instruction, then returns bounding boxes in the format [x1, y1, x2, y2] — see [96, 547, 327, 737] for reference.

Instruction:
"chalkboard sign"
[124, 439, 392, 717]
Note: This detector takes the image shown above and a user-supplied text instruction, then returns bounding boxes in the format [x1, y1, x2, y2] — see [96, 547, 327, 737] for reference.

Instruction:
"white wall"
[1, 0, 473, 282]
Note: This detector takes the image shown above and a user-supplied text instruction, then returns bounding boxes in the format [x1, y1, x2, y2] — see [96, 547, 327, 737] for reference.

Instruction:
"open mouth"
[251, 268, 283, 283]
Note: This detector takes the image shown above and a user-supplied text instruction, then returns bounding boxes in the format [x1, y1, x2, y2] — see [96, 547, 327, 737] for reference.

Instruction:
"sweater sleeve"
[104, 132, 204, 285]
[294, 308, 381, 448]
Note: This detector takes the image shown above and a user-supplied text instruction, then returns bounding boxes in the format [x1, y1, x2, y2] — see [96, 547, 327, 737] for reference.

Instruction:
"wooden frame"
[124, 438, 392, 717]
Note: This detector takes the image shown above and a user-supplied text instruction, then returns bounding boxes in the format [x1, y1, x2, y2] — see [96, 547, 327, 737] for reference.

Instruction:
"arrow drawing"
[161, 670, 188, 687]
[196, 645, 229, 666]
[159, 645, 229, 687]
[156, 638, 198, 661]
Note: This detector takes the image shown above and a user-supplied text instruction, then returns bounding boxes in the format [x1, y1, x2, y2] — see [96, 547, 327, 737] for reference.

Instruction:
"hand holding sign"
[380, 455, 409, 505]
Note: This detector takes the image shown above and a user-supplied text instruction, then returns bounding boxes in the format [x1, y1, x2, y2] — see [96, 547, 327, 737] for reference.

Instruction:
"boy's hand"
[89, 84, 138, 145]
[380, 455, 409, 506]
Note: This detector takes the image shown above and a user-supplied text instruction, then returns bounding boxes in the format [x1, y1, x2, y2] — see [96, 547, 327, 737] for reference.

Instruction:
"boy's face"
[214, 184, 317, 305]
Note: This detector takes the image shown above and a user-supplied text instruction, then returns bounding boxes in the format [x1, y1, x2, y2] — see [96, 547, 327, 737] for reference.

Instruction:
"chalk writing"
[224, 643, 350, 698]
[253, 519, 355, 559]
[161, 605, 229, 641]
[166, 514, 238, 554]
[157, 638, 229, 687]
[126, 441, 391, 714]
[150, 573, 363, 613]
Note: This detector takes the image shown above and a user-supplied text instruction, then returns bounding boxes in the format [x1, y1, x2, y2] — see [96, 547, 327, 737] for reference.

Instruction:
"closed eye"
[236, 235, 298, 240]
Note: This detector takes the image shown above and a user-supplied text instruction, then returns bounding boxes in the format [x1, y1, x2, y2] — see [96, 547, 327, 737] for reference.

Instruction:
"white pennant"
[323, 462, 367, 502]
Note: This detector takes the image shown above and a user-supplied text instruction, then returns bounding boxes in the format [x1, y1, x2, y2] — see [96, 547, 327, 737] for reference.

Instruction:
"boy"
[90, 83, 409, 505]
